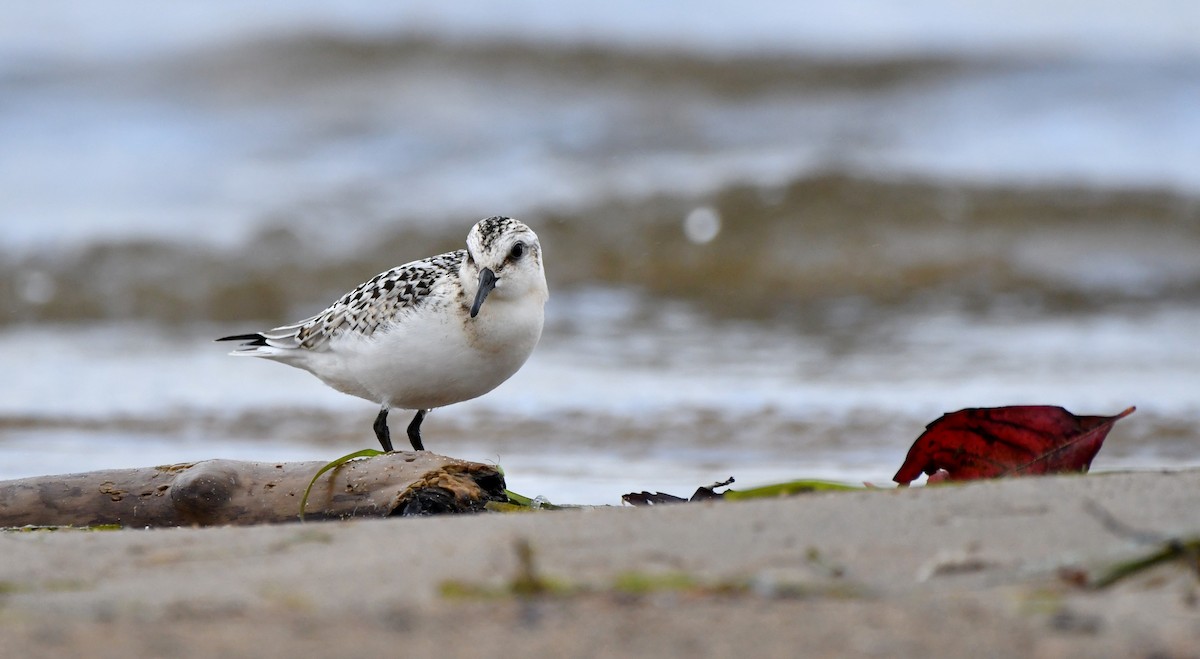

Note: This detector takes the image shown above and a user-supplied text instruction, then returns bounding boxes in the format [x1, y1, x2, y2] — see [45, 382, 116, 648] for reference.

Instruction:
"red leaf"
[893, 405, 1135, 486]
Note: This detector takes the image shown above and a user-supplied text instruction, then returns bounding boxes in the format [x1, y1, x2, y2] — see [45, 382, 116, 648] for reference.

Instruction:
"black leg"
[406, 409, 427, 451]
[373, 407, 394, 452]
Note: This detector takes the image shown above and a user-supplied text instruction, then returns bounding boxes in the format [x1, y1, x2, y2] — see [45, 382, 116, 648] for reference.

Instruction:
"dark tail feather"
[216, 333, 268, 346]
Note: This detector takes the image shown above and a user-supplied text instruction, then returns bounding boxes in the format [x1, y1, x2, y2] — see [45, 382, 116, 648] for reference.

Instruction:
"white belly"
[293, 295, 543, 411]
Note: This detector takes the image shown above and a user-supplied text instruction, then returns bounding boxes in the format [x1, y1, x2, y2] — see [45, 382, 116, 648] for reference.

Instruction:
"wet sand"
[3, 469, 1198, 658]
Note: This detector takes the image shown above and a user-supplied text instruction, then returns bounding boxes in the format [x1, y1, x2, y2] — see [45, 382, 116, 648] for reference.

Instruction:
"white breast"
[300, 293, 545, 411]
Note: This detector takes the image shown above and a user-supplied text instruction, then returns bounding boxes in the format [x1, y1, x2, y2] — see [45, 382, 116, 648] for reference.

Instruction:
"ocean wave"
[2, 174, 1196, 326]
[5, 1, 1200, 67]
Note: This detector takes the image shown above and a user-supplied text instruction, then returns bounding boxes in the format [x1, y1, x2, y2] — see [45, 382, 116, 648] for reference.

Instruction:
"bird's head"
[463, 216, 547, 318]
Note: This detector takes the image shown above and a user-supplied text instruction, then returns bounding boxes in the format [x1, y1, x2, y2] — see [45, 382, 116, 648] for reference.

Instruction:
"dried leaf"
[622, 478, 735, 506]
[893, 405, 1135, 486]
[690, 477, 736, 501]
[622, 491, 689, 506]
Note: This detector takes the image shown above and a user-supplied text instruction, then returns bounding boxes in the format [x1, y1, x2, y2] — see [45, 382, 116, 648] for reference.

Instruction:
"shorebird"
[217, 216, 548, 452]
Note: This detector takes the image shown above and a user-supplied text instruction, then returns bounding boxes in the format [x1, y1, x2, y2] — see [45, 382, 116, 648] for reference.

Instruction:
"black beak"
[470, 267, 497, 318]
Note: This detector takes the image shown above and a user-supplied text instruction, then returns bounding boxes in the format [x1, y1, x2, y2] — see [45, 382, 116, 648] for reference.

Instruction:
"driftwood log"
[0, 452, 506, 528]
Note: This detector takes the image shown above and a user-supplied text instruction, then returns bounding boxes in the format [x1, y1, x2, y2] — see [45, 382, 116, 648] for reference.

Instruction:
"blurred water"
[1, 3, 1197, 504]
[1, 293, 1195, 502]
[3, 4, 1199, 250]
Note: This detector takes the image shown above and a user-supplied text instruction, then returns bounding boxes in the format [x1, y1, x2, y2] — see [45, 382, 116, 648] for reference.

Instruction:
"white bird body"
[219, 216, 548, 451]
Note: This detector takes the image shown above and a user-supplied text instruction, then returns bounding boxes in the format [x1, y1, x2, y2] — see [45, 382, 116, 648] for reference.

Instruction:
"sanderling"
[217, 216, 548, 452]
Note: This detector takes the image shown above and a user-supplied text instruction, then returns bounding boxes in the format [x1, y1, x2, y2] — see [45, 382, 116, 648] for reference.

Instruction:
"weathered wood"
[0, 452, 506, 528]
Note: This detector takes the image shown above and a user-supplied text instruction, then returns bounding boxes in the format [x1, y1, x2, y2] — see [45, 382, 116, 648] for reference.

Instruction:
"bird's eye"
[509, 242, 526, 260]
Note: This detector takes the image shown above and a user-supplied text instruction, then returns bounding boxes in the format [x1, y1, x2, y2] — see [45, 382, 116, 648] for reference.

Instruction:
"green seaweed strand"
[299, 449, 384, 521]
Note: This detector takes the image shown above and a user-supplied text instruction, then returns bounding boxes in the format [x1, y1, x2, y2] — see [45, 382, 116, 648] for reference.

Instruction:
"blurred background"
[1, 1, 1198, 503]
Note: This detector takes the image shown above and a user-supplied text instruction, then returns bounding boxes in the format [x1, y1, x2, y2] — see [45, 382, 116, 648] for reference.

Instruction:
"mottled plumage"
[472, 215, 523, 252]
[218, 216, 548, 452]
[281, 250, 465, 352]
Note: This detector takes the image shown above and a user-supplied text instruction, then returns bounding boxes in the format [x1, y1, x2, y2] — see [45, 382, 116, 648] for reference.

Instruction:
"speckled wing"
[266, 250, 465, 353]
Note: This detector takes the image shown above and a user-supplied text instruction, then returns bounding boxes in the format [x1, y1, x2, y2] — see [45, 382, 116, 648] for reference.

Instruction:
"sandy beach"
[3, 7, 1198, 658]
[2, 469, 1198, 658]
